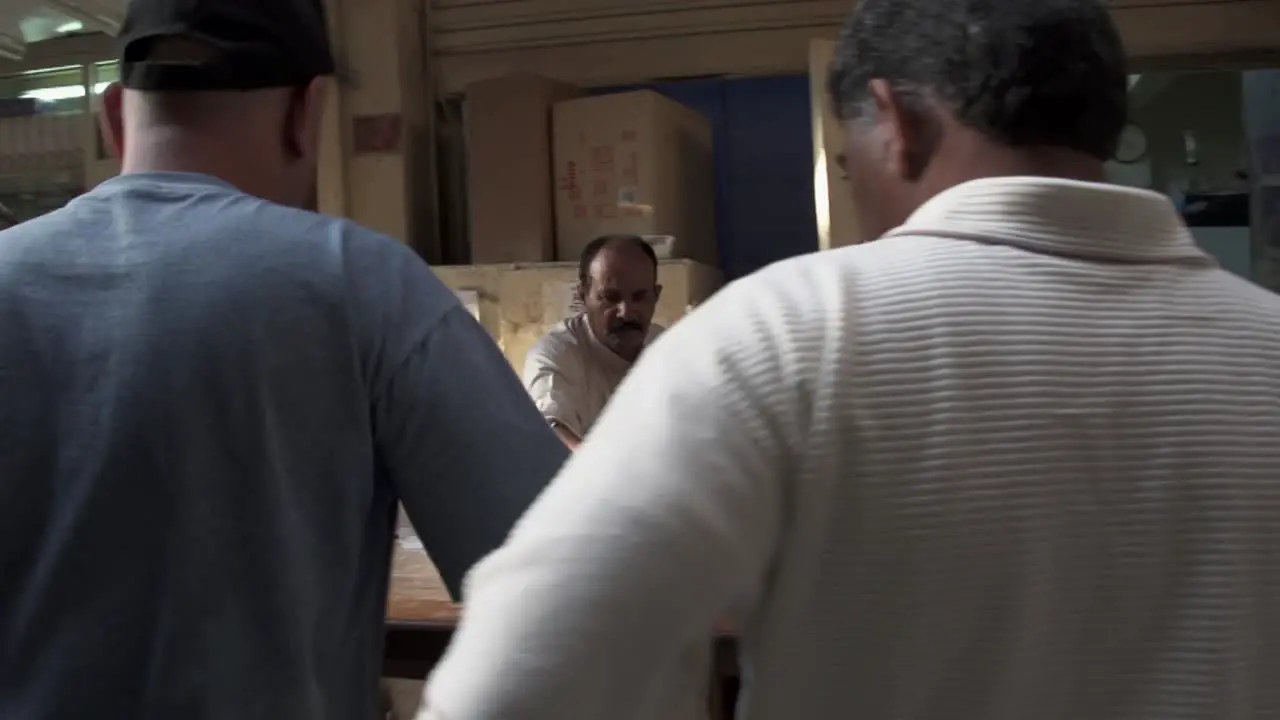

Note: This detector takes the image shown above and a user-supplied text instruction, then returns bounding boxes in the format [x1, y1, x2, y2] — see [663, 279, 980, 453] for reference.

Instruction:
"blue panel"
[721, 76, 818, 278]
[592, 76, 817, 280]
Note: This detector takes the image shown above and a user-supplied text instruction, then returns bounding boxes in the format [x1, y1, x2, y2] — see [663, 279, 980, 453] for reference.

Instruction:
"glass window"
[0, 62, 121, 115]
[92, 61, 119, 86]
[0, 64, 101, 115]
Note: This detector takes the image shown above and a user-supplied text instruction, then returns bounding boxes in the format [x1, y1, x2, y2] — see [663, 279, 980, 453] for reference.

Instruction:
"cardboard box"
[552, 91, 717, 265]
[466, 73, 581, 263]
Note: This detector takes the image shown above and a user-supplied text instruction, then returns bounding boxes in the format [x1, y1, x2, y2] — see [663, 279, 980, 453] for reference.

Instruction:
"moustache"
[608, 322, 644, 335]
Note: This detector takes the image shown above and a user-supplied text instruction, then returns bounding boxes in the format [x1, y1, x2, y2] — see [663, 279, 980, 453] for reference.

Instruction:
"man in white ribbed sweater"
[421, 0, 1280, 718]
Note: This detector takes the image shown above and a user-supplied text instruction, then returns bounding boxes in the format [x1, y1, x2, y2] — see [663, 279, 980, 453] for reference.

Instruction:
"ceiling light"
[55, 20, 84, 34]
[21, 82, 111, 102]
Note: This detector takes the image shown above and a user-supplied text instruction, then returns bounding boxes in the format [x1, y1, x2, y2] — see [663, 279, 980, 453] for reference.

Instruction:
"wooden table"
[382, 544, 740, 717]
[383, 543, 461, 678]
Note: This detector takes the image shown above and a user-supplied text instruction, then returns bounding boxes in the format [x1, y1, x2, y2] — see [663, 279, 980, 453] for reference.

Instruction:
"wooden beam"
[432, 0, 1280, 92]
[396, 0, 443, 263]
[317, 0, 350, 219]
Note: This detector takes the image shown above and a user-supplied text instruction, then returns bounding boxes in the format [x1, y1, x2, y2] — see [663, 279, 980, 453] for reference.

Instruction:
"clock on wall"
[1113, 123, 1149, 165]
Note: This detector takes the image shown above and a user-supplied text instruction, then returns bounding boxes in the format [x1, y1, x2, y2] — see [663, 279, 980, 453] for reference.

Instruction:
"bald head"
[101, 62, 330, 209]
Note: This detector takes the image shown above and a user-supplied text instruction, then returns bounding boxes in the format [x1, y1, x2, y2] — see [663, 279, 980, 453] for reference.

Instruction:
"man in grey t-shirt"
[0, 1, 567, 718]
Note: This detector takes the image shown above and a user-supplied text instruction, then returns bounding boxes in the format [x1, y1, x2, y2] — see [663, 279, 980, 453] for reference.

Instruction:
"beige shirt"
[522, 313, 663, 438]
[425, 177, 1280, 720]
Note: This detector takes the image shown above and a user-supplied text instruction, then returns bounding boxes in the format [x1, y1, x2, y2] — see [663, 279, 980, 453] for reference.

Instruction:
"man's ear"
[285, 77, 330, 161]
[867, 78, 937, 182]
[866, 79, 909, 181]
[653, 284, 663, 301]
[98, 83, 125, 159]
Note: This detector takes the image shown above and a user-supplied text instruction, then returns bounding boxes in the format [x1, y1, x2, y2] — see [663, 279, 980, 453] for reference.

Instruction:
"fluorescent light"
[20, 82, 112, 102]
[55, 21, 85, 34]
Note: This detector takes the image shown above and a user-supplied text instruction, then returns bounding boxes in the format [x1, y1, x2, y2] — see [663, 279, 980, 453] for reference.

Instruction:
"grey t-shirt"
[0, 172, 568, 719]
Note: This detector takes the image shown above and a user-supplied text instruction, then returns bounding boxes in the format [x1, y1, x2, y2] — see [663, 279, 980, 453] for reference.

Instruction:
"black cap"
[117, 0, 336, 91]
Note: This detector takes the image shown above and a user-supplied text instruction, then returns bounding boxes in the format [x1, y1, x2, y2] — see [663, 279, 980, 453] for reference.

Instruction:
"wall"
[1118, 70, 1258, 283]
[1243, 70, 1280, 291]
[444, 0, 1280, 273]
[319, 0, 412, 243]
[626, 71, 1256, 279]
[1133, 71, 1249, 195]
[320, 0, 442, 258]
[0, 2, 426, 248]
[4, 1, 1279, 259]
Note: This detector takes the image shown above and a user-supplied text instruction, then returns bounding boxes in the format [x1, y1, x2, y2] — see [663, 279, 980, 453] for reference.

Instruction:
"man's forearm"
[382, 306, 570, 597]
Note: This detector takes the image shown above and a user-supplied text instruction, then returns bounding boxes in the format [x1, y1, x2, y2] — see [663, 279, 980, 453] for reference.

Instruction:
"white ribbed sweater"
[423, 178, 1280, 720]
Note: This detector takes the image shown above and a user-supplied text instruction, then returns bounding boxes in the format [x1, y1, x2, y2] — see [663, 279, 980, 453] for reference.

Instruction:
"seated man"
[523, 234, 711, 718]
[523, 234, 664, 449]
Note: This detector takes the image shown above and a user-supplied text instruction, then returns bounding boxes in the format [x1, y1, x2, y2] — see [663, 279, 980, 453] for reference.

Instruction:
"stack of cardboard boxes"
[450, 72, 723, 371]
[550, 90, 717, 265]
[465, 72, 718, 266]
[465, 73, 580, 265]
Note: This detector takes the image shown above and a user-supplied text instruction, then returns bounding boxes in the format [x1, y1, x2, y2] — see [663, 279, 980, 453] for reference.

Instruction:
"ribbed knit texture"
[423, 178, 1280, 720]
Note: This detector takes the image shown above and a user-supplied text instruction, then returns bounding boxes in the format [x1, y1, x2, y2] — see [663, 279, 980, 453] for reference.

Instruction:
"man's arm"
[522, 340, 587, 450]
[344, 227, 572, 598]
[372, 305, 569, 597]
[420, 275, 808, 720]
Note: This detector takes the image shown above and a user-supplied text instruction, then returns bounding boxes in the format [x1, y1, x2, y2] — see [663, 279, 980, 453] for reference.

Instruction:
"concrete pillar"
[317, 0, 440, 261]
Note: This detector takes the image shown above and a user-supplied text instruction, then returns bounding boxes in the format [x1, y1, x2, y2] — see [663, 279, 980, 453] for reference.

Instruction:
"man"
[0, 1, 565, 718]
[525, 233, 713, 720]
[523, 234, 663, 449]
[421, 1, 1280, 719]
